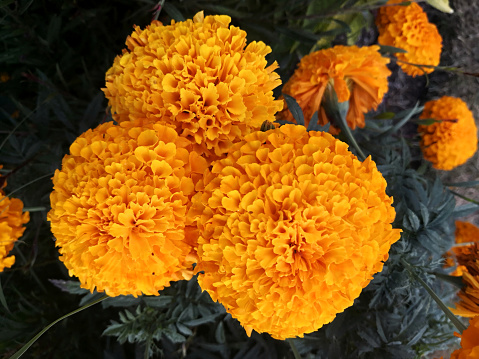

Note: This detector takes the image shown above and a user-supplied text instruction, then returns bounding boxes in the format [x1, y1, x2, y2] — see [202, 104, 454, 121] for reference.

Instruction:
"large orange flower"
[0, 168, 29, 272]
[103, 12, 282, 158]
[190, 124, 401, 339]
[418, 96, 477, 170]
[48, 120, 208, 297]
[279, 45, 390, 134]
[376, 0, 442, 77]
[450, 316, 479, 359]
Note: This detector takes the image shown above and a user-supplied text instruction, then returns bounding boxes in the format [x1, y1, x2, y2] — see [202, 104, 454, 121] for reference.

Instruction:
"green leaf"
[282, 93, 305, 126]
[445, 180, 479, 188]
[163, 2, 185, 21]
[0, 278, 10, 314]
[434, 273, 464, 289]
[453, 203, 479, 218]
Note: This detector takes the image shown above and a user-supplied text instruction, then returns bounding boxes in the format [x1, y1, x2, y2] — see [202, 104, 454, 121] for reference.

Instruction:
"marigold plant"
[450, 316, 479, 359]
[0, 169, 30, 272]
[376, 0, 442, 77]
[48, 120, 208, 297]
[279, 45, 390, 134]
[418, 96, 477, 171]
[451, 244, 479, 317]
[103, 11, 283, 158]
[190, 124, 401, 339]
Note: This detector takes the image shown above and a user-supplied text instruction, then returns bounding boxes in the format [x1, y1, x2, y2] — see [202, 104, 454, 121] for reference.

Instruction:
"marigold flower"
[0, 170, 29, 272]
[445, 221, 479, 276]
[418, 96, 477, 171]
[190, 124, 401, 339]
[103, 12, 282, 158]
[376, 0, 443, 77]
[279, 45, 390, 134]
[451, 244, 479, 317]
[450, 316, 479, 359]
[48, 120, 207, 297]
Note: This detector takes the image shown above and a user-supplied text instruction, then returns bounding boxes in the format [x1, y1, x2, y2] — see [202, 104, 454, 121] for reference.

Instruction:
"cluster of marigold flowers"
[43, 2, 478, 345]
[45, 11, 406, 340]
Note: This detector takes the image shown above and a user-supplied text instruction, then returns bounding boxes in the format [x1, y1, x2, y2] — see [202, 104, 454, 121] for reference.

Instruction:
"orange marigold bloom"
[450, 316, 479, 359]
[0, 168, 29, 272]
[418, 96, 477, 171]
[103, 12, 282, 158]
[445, 221, 479, 276]
[376, 0, 442, 77]
[48, 120, 208, 297]
[451, 244, 479, 317]
[190, 124, 401, 339]
[279, 45, 390, 134]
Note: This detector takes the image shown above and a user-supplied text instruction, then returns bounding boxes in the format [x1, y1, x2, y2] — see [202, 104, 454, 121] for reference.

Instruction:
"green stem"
[449, 189, 479, 205]
[10, 295, 108, 359]
[23, 206, 46, 212]
[287, 339, 302, 359]
[0, 173, 53, 205]
[401, 259, 467, 334]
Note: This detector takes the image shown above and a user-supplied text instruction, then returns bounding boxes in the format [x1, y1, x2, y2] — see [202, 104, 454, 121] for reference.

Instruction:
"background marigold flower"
[103, 12, 283, 158]
[48, 120, 208, 297]
[376, 0, 442, 77]
[445, 221, 479, 276]
[190, 124, 401, 339]
[279, 45, 390, 134]
[451, 244, 479, 317]
[450, 316, 479, 359]
[418, 96, 477, 171]
[0, 169, 29, 272]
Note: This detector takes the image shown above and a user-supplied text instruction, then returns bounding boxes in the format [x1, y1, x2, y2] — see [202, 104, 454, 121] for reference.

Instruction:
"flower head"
[190, 124, 401, 339]
[418, 96, 477, 170]
[48, 120, 208, 297]
[0, 169, 29, 272]
[450, 316, 479, 359]
[279, 45, 390, 134]
[103, 12, 282, 158]
[376, 0, 442, 77]
[445, 221, 479, 276]
[450, 244, 479, 317]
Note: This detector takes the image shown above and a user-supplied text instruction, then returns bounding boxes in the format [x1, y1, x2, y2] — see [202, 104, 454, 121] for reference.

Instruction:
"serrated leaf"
[49, 279, 89, 295]
[183, 313, 221, 327]
[282, 93, 305, 126]
[164, 328, 185, 343]
[453, 203, 479, 218]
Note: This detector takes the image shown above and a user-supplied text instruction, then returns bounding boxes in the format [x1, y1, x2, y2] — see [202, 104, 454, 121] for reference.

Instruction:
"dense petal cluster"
[376, 0, 442, 77]
[445, 221, 479, 276]
[190, 124, 401, 339]
[418, 96, 477, 170]
[279, 45, 390, 133]
[103, 12, 282, 157]
[48, 120, 207, 297]
[0, 170, 29, 272]
[451, 244, 479, 317]
[450, 316, 479, 359]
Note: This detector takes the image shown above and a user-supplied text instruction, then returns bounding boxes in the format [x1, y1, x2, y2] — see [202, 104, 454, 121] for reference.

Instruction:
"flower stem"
[401, 259, 467, 334]
[10, 295, 108, 359]
[287, 339, 302, 359]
